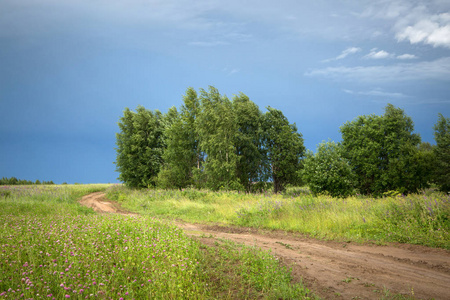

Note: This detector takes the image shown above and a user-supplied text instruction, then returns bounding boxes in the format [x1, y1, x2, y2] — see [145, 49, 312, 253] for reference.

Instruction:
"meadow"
[106, 186, 450, 249]
[0, 185, 313, 299]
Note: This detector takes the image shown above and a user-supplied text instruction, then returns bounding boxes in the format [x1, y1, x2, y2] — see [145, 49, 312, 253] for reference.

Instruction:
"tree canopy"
[340, 104, 429, 195]
[115, 106, 165, 188]
[115, 89, 446, 196]
[115, 86, 304, 192]
[0, 177, 55, 185]
[263, 107, 305, 193]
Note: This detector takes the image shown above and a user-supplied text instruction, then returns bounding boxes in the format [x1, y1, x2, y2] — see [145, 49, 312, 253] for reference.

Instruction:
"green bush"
[301, 141, 355, 197]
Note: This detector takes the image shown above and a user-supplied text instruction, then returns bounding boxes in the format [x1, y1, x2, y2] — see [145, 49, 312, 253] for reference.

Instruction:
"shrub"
[301, 141, 355, 198]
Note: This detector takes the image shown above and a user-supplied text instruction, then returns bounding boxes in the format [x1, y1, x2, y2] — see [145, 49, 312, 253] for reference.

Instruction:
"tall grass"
[0, 185, 314, 299]
[107, 186, 450, 249]
[236, 190, 449, 248]
[0, 184, 110, 216]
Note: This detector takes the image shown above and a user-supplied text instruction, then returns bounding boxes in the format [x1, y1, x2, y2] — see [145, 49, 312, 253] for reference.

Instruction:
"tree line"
[302, 105, 449, 196]
[115, 86, 304, 193]
[115, 86, 449, 196]
[0, 177, 55, 185]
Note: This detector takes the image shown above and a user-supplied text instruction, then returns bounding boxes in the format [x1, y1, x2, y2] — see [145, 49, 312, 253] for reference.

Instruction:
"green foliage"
[115, 86, 305, 193]
[433, 113, 450, 192]
[233, 93, 267, 192]
[158, 88, 202, 189]
[114, 90, 447, 200]
[197, 86, 239, 190]
[340, 104, 426, 195]
[115, 106, 165, 188]
[301, 141, 355, 197]
[263, 107, 305, 193]
[0, 177, 55, 185]
[114, 87, 307, 194]
[413, 142, 436, 189]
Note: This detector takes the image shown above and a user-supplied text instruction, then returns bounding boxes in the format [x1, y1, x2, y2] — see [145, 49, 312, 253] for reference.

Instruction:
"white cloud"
[337, 47, 362, 59]
[343, 88, 408, 98]
[305, 57, 450, 82]
[396, 13, 450, 48]
[397, 53, 418, 59]
[327, 48, 418, 63]
[358, 1, 450, 48]
[322, 47, 361, 62]
[364, 49, 392, 59]
[2, 0, 449, 54]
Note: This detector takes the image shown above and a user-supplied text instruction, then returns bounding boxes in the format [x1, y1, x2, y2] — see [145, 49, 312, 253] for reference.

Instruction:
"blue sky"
[1, 0, 449, 184]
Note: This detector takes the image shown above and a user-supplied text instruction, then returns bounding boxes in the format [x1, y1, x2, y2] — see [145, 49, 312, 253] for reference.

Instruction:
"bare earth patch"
[78, 192, 137, 215]
[80, 193, 450, 300]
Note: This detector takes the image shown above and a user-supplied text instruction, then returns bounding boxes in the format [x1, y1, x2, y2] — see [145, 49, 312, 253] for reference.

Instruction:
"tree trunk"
[273, 176, 283, 194]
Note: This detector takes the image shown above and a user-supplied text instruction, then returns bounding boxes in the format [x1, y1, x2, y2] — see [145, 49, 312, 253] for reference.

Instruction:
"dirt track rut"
[80, 192, 450, 300]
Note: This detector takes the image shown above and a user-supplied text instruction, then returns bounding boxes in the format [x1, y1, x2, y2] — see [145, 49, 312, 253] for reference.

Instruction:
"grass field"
[106, 186, 450, 249]
[0, 184, 314, 299]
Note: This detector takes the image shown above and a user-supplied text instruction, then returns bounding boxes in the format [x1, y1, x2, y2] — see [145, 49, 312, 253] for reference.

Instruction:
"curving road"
[80, 193, 450, 300]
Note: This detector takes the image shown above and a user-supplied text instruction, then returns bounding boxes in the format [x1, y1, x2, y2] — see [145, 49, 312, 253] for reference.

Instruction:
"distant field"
[0, 184, 312, 299]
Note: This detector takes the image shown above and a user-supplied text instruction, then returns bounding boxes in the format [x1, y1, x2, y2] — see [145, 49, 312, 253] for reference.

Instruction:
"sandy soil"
[79, 193, 450, 300]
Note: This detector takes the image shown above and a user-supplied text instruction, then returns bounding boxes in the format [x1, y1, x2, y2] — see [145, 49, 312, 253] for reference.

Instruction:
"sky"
[1, 0, 449, 184]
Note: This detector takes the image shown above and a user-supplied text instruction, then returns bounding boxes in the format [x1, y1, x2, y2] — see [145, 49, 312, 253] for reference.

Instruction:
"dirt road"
[80, 193, 450, 300]
[79, 192, 137, 214]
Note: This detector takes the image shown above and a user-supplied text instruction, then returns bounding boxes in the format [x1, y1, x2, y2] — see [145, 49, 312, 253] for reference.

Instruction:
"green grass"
[0, 184, 314, 299]
[106, 186, 450, 249]
[0, 184, 110, 216]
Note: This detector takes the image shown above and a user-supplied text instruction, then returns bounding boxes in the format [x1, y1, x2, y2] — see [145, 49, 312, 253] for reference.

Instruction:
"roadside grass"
[107, 186, 450, 249]
[0, 185, 314, 299]
[198, 238, 314, 299]
[0, 184, 110, 216]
